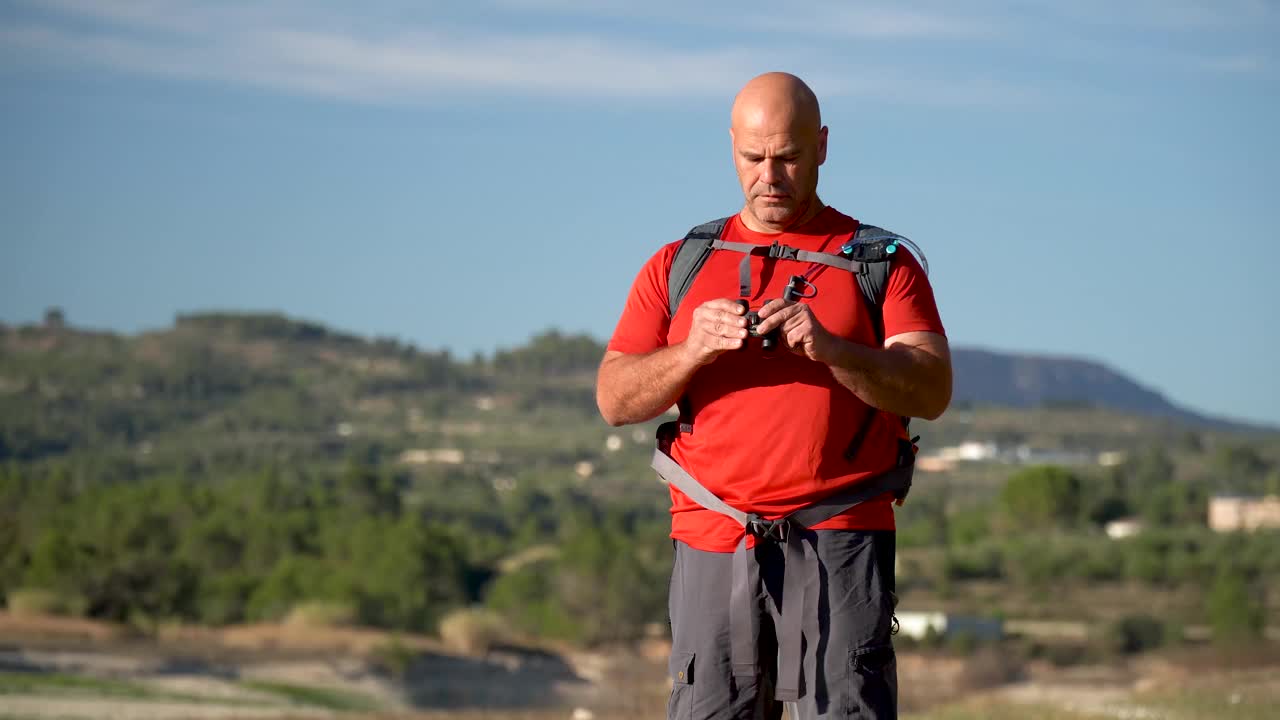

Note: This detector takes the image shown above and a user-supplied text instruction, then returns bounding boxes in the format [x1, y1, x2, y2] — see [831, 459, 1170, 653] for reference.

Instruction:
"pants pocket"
[845, 644, 897, 718]
[667, 651, 695, 719]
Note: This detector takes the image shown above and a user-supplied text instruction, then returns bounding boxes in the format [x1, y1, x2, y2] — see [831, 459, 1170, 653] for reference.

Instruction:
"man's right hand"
[597, 299, 749, 426]
[681, 299, 749, 366]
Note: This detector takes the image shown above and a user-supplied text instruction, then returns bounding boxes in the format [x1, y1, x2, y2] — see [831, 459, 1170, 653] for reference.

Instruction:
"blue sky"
[2, 0, 1278, 425]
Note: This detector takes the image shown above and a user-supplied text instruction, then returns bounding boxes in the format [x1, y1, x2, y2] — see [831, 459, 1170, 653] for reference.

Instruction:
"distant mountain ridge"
[0, 311, 1261, 431]
[949, 347, 1234, 428]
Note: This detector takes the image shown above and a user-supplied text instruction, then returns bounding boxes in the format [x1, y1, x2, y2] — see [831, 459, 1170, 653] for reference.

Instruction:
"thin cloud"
[256, 28, 761, 100]
[957, 0, 1275, 77]
[1, 0, 1043, 107]
[1009, 0, 1275, 31]
[743, 5, 1000, 39]
[1, 21, 760, 102]
[493, 0, 1002, 38]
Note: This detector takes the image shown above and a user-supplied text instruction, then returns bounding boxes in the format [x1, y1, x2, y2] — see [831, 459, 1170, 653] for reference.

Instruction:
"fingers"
[752, 300, 800, 334]
[755, 298, 791, 318]
[701, 298, 748, 315]
[783, 324, 809, 352]
[691, 326, 744, 363]
[686, 297, 829, 362]
[692, 300, 748, 334]
[684, 298, 751, 365]
[754, 302, 825, 358]
[711, 334, 745, 350]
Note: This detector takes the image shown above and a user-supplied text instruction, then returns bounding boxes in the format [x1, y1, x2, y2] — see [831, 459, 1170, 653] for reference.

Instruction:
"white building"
[895, 611, 1003, 641]
[1105, 518, 1144, 539]
[398, 448, 465, 465]
[933, 441, 1000, 462]
[1209, 495, 1280, 532]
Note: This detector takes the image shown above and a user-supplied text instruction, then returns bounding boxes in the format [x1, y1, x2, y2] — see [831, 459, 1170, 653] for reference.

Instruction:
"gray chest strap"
[709, 239, 869, 298]
[651, 421, 913, 702]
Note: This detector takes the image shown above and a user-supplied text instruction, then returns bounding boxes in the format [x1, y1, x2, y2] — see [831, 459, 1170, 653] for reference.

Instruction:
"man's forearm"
[596, 345, 699, 426]
[821, 337, 952, 420]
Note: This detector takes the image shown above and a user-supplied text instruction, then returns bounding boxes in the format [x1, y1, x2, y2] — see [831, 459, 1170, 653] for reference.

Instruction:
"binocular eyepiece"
[736, 299, 780, 352]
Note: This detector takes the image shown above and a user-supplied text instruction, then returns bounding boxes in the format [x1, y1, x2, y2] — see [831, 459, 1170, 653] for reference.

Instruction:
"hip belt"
[651, 421, 913, 702]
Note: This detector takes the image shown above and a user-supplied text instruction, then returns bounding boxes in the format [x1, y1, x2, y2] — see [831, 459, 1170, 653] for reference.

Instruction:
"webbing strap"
[712, 239, 859, 268]
[652, 431, 746, 524]
[652, 421, 913, 702]
[713, 239, 764, 254]
[730, 535, 761, 678]
[710, 239, 864, 298]
[786, 463, 915, 527]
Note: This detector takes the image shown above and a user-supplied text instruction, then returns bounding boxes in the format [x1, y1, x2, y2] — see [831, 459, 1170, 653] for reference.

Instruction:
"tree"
[1211, 445, 1272, 494]
[1206, 567, 1265, 645]
[1107, 614, 1167, 655]
[1082, 468, 1131, 526]
[1124, 447, 1176, 496]
[1139, 479, 1207, 528]
[998, 466, 1082, 532]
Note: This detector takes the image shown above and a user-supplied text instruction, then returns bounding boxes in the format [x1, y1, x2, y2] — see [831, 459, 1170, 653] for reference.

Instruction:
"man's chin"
[752, 204, 797, 226]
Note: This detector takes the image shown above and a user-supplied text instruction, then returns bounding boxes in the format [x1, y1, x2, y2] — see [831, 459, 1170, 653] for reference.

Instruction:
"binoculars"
[736, 299, 780, 352]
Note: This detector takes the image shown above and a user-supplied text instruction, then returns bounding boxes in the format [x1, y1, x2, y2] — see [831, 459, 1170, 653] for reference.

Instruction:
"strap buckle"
[745, 513, 789, 543]
[766, 242, 800, 260]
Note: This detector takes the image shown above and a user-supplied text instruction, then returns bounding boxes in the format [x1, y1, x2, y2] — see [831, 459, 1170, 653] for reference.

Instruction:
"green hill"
[2, 312, 1277, 649]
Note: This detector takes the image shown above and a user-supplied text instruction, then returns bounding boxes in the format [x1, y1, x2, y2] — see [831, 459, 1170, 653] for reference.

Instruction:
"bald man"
[598, 73, 951, 719]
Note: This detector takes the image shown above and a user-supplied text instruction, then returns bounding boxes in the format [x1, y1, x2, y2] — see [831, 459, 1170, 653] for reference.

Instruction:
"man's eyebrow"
[738, 146, 801, 158]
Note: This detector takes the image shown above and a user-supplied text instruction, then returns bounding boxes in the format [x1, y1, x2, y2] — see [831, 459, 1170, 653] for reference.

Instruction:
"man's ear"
[817, 126, 829, 166]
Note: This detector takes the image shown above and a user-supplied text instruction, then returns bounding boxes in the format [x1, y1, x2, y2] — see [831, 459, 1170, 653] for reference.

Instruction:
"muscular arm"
[596, 298, 749, 426]
[596, 347, 697, 426]
[820, 331, 952, 420]
[755, 299, 952, 420]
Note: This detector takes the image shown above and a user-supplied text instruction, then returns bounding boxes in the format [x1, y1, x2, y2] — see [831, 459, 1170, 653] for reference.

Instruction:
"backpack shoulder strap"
[846, 223, 927, 345]
[850, 224, 895, 344]
[842, 223, 926, 468]
[668, 217, 731, 318]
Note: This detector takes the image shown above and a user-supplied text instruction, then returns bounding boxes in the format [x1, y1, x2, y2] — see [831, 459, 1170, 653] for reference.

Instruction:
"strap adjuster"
[745, 513, 789, 542]
[766, 242, 800, 260]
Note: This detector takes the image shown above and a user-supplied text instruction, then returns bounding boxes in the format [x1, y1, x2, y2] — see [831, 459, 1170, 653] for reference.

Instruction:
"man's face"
[731, 119, 827, 232]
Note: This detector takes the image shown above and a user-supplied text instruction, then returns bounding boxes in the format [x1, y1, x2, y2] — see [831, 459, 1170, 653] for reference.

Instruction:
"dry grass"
[3, 611, 1277, 720]
[283, 602, 358, 630]
[437, 609, 512, 656]
[4, 589, 85, 619]
[0, 610, 129, 643]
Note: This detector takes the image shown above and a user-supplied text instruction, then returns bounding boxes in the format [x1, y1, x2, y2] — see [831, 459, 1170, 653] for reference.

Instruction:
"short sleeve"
[880, 247, 946, 340]
[606, 242, 681, 354]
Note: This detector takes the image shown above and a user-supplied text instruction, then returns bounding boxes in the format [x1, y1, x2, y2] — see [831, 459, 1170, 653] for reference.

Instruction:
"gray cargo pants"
[667, 529, 897, 720]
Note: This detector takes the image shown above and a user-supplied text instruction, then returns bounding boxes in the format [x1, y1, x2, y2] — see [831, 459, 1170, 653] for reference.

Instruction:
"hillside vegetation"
[2, 312, 1277, 652]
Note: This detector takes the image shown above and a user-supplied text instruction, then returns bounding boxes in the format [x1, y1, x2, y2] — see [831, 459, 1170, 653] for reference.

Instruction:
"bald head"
[731, 72, 822, 134]
[729, 73, 828, 233]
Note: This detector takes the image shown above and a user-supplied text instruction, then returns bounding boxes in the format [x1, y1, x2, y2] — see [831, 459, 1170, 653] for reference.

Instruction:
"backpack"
[665, 215, 925, 478]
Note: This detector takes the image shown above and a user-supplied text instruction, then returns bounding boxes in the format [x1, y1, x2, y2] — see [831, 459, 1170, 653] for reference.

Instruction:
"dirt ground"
[1, 613, 1276, 720]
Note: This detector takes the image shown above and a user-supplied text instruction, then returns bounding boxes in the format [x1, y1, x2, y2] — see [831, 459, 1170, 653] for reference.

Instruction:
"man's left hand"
[754, 299, 834, 363]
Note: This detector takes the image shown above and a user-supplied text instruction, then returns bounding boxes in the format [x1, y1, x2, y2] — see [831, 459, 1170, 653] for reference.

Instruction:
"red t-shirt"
[607, 207, 945, 552]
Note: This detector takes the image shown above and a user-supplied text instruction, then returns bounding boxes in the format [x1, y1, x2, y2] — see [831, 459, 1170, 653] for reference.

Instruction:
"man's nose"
[759, 158, 780, 185]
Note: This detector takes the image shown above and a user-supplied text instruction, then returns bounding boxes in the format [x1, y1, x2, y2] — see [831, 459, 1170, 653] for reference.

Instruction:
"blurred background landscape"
[0, 312, 1276, 718]
[3, 1, 1278, 718]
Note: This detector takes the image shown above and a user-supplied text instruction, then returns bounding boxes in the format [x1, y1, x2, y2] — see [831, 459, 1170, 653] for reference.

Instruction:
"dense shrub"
[1206, 568, 1266, 646]
[1106, 614, 1168, 655]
